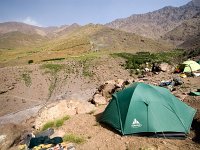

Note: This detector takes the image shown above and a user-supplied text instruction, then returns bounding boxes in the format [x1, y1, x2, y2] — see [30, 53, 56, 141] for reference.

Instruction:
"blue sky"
[0, 0, 191, 27]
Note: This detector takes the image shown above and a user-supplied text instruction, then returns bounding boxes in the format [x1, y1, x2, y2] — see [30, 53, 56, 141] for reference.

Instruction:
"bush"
[21, 73, 32, 87]
[63, 134, 85, 144]
[41, 121, 54, 131]
[55, 119, 65, 128]
[28, 60, 34, 64]
[41, 115, 70, 131]
[111, 50, 184, 70]
[41, 64, 64, 75]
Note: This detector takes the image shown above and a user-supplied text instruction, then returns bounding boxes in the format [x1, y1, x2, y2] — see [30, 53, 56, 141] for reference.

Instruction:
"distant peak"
[70, 23, 80, 27]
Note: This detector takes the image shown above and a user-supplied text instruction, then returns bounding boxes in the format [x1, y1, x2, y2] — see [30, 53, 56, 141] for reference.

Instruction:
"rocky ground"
[0, 55, 200, 150]
[0, 56, 129, 122]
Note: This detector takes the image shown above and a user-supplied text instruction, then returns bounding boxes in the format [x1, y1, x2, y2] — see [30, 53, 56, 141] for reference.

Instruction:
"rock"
[8, 86, 14, 90]
[102, 83, 116, 99]
[0, 124, 24, 150]
[161, 140, 167, 145]
[97, 85, 104, 94]
[115, 79, 124, 88]
[35, 128, 54, 138]
[174, 93, 187, 101]
[125, 78, 134, 84]
[115, 87, 122, 93]
[75, 101, 96, 114]
[144, 68, 150, 72]
[159, 63, 171, 72]
[66, 143, 76, 150]
[0, 135, 6, 143]
[34, 100, 96, 130]
[92, 94, 107, 105]
[50, 130, 65, 138]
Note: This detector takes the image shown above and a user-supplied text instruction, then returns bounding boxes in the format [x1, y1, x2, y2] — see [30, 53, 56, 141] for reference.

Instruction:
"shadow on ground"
[192, 119, 200, 143]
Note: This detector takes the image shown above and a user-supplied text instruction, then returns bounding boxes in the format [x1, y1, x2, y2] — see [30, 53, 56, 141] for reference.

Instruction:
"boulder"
[159, 63, 171, 72]
[125, 78, 134, 84]
[92, 94, 107, 105]
[0, 124, 24, 150]
[102, 83, 116, 99]
[115, 79, 125, 88]
[34, 100, 96, 130]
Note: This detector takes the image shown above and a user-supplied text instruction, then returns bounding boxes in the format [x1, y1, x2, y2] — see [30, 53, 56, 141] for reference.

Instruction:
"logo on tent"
[131, 118, 142, 128]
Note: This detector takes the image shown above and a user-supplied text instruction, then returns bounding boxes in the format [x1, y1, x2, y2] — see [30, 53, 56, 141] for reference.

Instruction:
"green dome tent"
[100, 82, 196, 136]
[180, 60, 200, 73]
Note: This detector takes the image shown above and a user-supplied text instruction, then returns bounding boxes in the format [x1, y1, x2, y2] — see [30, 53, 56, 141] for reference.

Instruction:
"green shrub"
[63, 134, 85, 144]
[55, 119, 64, 128]
[41, 121, 54, 131]
[111, 50, 184, 70]
[21, 73, 32, 87]
[79, 58, 94, 77]
[41, 63, 64, 75]
[28, 60, 34, 64]
[41, 115, 70, 131]
[63, 115, 70, 121]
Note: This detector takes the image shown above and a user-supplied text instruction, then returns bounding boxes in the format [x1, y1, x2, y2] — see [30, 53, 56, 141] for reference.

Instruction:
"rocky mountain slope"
[106, 1, 200, 39]
[162, 12, 200, 49]
[0, 22, 47, 35]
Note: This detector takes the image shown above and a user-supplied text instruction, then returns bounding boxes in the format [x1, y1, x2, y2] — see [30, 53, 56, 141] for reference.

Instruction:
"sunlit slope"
[42, 24, 172, 54]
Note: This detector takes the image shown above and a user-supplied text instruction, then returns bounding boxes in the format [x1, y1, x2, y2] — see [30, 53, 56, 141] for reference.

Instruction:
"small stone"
[161, 140, 167, 145]
[0, 135, 6, 143]
[8, 86, 14, 90]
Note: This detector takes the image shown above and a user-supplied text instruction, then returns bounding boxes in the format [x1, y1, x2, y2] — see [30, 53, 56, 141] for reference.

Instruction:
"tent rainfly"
[100, 82, 196, 137]
[180, 60, 200, 73]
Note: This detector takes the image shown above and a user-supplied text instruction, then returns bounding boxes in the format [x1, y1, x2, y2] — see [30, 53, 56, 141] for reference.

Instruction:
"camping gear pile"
[18, 128, 75, 150]
[159, 76, 183, 91]
[100, 82, 196, 138]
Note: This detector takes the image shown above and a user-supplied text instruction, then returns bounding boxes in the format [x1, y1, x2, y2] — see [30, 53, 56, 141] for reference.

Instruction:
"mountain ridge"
[0, 1, 199, 51]
[106, 1, 200, 39]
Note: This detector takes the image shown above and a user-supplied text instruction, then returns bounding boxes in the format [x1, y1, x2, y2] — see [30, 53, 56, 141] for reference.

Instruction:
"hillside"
[41, 24, 172, 55]
[162, 13, 200, 49]
[0, 31, 47, 49]
[180, 35, 200, 49]
[0, 24, 172, 66]
[0, 22, 82, 49]
[106, 1, 200, 39]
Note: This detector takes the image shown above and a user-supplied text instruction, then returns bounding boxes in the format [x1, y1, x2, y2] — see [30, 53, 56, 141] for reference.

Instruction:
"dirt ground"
[0, 56, 200, 149]
[59, 106, 200, 150]
[55, 72, 200, 150]
[0, 56, 130, 121]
